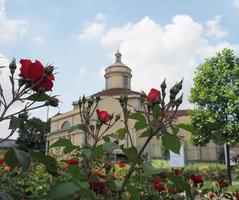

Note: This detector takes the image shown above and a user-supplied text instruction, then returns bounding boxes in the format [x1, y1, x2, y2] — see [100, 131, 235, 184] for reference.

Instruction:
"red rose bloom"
[154, 182, 165, 192]
[19, 59, 44, 81]
[19, 59, 55, 92]
[172, 168, 182, 176]
[118, 162, 126, 168]
[152, 175, 160, 183]
[67, 159, 78, 165]
[96, 109, 110, 123]
[168, 188, 177, 194]
[189, 175, 204, 187]
[217, 179, 229, 188]
[90, 172, 108, 194]
[234, 192, 239, 200]
[147, 88, 160, 103]
[0, 159, 5, 164]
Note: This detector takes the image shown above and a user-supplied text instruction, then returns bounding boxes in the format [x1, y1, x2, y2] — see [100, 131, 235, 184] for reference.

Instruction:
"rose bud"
[147, 88, 160, 103]
[95, 96, 101, 102]
[67, 159, 78, 165]
[96, 109, 110, 123]
[46, 97, 59, 107]
[170, 85, 178, 95]
[45, 65, 54, 75]
[175, 94, 183, 107]
[160, 79, 167, 90]
[118, 162, 126, 168]
[9, 59, 17, 75]
[0, 158, 5, 164]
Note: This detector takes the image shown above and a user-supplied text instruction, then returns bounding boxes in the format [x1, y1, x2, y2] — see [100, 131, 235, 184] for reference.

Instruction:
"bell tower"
[104, 50, 132, 90]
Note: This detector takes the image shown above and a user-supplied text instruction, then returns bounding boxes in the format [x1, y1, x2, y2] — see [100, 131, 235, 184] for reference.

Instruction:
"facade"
[48, 51, 222, 163]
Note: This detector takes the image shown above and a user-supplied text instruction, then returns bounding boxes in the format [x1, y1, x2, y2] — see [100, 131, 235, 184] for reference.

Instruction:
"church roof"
[91, 88, 141, 97]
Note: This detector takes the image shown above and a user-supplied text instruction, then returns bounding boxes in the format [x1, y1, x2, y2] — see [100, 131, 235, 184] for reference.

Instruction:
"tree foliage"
[190, 48, 239, 146]
[16, 117, 50, 152]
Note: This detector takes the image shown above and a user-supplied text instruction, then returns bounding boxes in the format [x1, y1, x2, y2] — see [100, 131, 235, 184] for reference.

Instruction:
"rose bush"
[1, 58, 238, 200]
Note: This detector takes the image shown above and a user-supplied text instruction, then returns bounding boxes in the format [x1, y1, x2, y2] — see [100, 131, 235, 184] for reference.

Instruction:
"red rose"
[118, 162, 126, 168]
[96, 109, 110, 123]
[19, 59, 44, 81]
[90, 172, 108, 193]
[19, 59, 55, 92]
[147, 88, 160, 103]
[154, 182, 165, 192]
[172, 168, 182, 176]
[168, 188, 177, 194]
[217, 179, 229, 188]
[189, 175, 204, 187]
[0, 159, 5, 164]
[95, 172, 106, 179]
[152, 175, 160, 183]
[33, 78, 54, 92]
[234, 192, 239, 200]
[67, 159, 78, 165]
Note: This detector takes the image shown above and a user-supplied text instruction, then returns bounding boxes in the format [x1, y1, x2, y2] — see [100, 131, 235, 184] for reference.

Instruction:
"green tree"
[16, 117, 50, 153]
[190, 48, 239, 184]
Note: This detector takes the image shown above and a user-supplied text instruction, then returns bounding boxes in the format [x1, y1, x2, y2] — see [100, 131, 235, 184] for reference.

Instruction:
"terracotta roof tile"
[91, 88, 141, 97]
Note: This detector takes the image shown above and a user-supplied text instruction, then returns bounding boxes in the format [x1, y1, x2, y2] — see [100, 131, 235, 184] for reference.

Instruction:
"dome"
[104, 50, 132, 90]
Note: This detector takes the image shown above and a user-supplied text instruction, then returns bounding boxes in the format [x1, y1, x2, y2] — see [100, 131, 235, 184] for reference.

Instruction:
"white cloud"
[205, 15, 227, 39]
[0, 0, 29, 46]
[78, 13, 107, 40]
[95, 13, 106, 22]
[233, 0, 239, 9]
[33, 36, 45, 45]
[79, 67, 86, 76]
[98, 15, 239, 108]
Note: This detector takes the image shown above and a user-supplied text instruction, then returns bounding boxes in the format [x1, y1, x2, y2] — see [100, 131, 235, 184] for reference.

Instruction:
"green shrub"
[184, 163, 227, 181]
[0, 162, 51, 199]
[151, 159, 170, 171]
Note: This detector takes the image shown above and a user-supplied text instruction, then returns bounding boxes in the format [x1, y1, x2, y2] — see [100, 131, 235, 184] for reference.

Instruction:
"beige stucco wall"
[48, 97, 219, 162]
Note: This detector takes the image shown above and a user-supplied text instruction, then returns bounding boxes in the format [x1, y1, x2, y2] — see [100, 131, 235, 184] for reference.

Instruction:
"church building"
[48, 51, 221, 162]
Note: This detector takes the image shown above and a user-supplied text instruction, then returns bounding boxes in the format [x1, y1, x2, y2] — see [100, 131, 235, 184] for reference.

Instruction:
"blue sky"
[1, 0, 239, 138]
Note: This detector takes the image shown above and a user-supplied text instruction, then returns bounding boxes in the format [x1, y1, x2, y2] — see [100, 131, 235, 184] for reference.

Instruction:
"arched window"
[61, 121, 71, 129]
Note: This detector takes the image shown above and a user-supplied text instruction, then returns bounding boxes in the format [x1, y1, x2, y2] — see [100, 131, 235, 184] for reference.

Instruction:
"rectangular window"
[123, 75, 128, 88]
[106, 77, 109, 89]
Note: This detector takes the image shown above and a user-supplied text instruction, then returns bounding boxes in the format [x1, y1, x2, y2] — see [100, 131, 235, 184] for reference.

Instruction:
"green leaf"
[91, 145, 105, 159]
[143, 164, 164, 175]
[102, 135, 110, 142]
[68, 165, 85, 181]
[134, 121, 147, 131]
[162, 133, 181, 154]
[5, 149, 18, 168]
[69, 124, 87, 133]
[81, 188, 97, 199]
[27, 93, 50, 102]
[122, 146, 138, 162]
[139, 131, 149, 138]
[82, 148, 92, 159]
[63, 145, 77, 154]
[128, 112, 146, 123]
[177, 123, 195, 134]
[127, 185, 140, 200]
[0, 192, 14, 200]
[153, 105, 161, 119]
[49, 182, 80, 199]
[103, 142, 118, 152]
[167, 173, 194, 200]
[117, 128, 126, 140]
[50, 138, 72, 148]
[13, 148, 31, 171]
[32, 152, 58, 175]
[9, 116, 21, 130]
